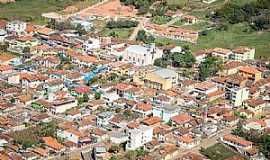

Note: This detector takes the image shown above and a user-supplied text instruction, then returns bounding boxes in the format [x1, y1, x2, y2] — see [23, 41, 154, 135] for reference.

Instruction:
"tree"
[76, 24, 87, 36]
[95, 92, 101, 100]
[136, 30, 147, 41]
[199, 56, 222, 80]
[171, 51, 195, 68]
[109, 155, 118, 160]
[109, 144, 121, 153]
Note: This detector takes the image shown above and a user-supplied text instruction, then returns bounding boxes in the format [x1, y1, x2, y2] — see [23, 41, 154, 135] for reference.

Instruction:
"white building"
[96, 112, 114, 128]
[6, 20, 27, 35]
[225, 76, 249, 107]
[126, 125, 153, 150]
[82, 38, 100, 53]
[231, 47, 255, 61]
[51, 98, 78, 114]
[0, 29, 7, 43]
[153, 104, 180, 123]
[123, 44, 163, 66]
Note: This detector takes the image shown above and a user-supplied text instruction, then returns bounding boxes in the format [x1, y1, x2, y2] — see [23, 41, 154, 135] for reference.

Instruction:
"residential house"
[96, 111, 114, 128]
[177, 134, 199, 149]
[133, 103, 153, 117]
[171, 113, 193, 128]
[50, 97, 78, 114]
[144, 23, 199, 43]
[243, 99, 267, 115]
[210, 48, 233, 61]
[238, 66, 262, 82]
[153, 104, 180, 123]
[42, 137, 65, 153]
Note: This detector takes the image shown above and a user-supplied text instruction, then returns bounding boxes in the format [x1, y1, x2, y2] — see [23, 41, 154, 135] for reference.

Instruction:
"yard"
[200, 143, 241, 160]
[0, 0, 98, 24]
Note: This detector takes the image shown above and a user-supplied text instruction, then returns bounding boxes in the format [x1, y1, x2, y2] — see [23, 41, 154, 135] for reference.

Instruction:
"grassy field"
[0, 0, 97, 24]
[201, 143, 240, 160]
[151, 16, 172, 25]
[100, 28, 134, 39]
[155, 23, 270, 58]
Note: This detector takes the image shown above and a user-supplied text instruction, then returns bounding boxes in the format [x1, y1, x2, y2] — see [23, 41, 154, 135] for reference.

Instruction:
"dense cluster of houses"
[0, 11, 269, 160]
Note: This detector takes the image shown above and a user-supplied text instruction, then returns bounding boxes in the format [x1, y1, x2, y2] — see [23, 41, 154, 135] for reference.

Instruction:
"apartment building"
[125, 124, 153, 150]
[231, 46, 255, 61]
[225, 75, 249, 107]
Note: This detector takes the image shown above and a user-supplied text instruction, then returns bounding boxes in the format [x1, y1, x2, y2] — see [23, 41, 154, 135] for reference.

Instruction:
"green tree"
[95, 92, 101, 100]
[199, 56, 222, 80]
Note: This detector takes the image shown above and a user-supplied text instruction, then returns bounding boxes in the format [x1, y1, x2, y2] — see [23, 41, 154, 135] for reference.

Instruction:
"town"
[0, 0, 270, 160]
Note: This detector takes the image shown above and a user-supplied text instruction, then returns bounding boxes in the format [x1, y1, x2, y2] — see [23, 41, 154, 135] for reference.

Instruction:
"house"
[57, 127, 85, 144]
[144, 68, 178, 90]
[171, 113, 193, 128]
[50, 97, 78, 114]
[42, 137, 65, 152]
[231, 46, 255, 61]
[143, 23, 199, 43]
[82, 37, 100, 53]
[96, 111, 114, 128]
[210, 48, 233, 61]
[192, 81, 225, 102]
[6, 20, 27, 35]
[238, 66, 262, 82]
[122, 44, 163, 66]
[225, 75, 249, 107]
[181, 15, 198, 24]
[177, 134, 199, 149]
[133, 103, 153, 117]
[153, 104, 180, 123]
[125, 124, 153, 150]
[220, 61, 245, 76]
[243, 120, 267, 133]
[220, 134, 254, 157]
[243, 99, 267, 115]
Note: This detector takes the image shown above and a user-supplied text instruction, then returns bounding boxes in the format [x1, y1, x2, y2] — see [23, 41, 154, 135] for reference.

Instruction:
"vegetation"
[232, 122, 270, 159]
[11, 121, 57, 149]
[199, 56, 223, 80]
[94, 92, 101, 100]
[106, 20, 138, 29]
[154, 48, 195, 68]
[136, 30, 155, 44]
[213, 0, 270, 31]
[200, 143, 239, 160]
[101, 28, 133, 39]
[120, 0, 155, 15]
[151, 16, 172, 25]
[0, 0, 93, 24]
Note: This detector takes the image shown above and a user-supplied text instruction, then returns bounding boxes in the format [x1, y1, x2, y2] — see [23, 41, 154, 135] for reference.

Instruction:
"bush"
[106, 20, 138, 29]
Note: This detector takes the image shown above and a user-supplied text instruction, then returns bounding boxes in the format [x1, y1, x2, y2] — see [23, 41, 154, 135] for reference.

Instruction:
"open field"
[155, 23, 270, 58]
[0, 0, 98, 24]
[79, 0, 137, 19]
[201, 143, 240, 160]
[100, 28, 134, 39]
